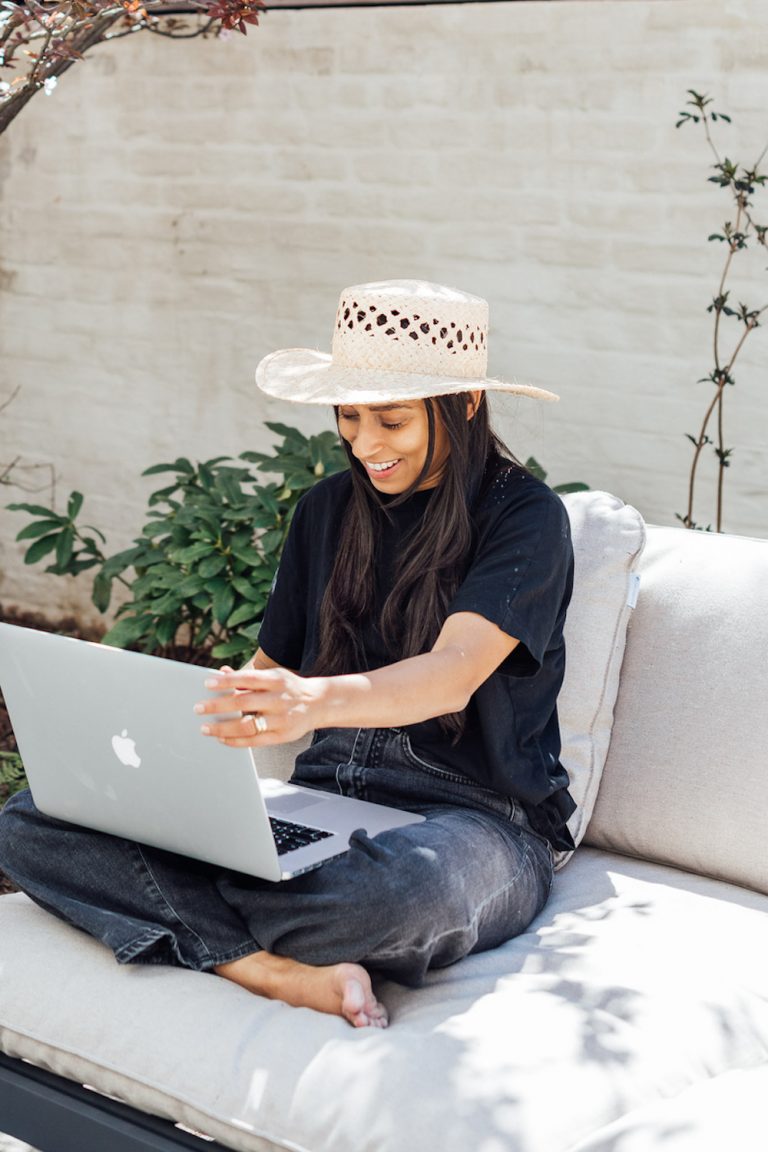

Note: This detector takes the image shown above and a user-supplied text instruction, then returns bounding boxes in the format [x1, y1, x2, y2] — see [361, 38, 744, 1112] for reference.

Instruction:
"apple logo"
[111, 729, 142, 768]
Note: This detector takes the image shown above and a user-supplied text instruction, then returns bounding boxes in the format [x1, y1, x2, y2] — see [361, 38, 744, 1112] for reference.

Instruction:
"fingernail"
[193, 704, 204, 714]
[204, 679, 219, 688]
[200, 725, 211, 735]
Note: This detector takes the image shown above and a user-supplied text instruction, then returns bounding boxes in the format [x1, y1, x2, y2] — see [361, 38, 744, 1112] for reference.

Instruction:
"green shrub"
[0, 751, 27, 807]
[525, 458, 589, 496]
[9, 423, 347, 666]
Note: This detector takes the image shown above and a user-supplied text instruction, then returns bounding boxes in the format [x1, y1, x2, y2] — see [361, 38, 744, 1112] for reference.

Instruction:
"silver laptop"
[0, 623, 424, 881]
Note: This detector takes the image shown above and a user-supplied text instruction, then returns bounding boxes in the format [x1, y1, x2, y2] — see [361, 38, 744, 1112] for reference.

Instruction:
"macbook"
[0, 623, 424, 881]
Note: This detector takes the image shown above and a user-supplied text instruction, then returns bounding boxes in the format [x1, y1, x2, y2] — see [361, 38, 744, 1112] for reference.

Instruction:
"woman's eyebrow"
[366, 403, 415, 412]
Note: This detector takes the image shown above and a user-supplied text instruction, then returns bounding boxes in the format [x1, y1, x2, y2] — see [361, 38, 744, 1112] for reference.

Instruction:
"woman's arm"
[196, 613, 519, 747]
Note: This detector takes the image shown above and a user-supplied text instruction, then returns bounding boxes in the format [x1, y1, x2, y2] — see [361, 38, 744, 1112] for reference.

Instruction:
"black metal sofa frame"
[0, 1052, 232, 1152]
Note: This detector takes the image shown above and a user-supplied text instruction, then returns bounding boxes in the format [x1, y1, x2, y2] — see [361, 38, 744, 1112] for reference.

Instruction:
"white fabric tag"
[626, 572, 641, 609]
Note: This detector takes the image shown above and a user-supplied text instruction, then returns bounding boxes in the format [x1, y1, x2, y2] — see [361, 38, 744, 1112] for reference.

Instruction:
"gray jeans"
[0, 726, 553, 986]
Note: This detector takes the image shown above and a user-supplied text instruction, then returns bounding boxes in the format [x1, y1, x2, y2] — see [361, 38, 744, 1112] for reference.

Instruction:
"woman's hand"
[195, 611, 520, 747]
[194, 666, 325, 747]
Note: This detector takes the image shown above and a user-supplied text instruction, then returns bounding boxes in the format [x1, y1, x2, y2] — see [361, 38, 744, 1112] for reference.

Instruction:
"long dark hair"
[314, 392, 514, 739]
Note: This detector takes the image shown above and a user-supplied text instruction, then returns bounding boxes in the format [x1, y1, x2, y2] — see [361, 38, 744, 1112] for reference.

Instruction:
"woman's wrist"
[304, 673, 371, 731]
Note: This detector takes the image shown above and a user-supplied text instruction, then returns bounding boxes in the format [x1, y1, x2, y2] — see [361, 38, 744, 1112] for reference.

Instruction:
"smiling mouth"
[365, 459, 401, 476]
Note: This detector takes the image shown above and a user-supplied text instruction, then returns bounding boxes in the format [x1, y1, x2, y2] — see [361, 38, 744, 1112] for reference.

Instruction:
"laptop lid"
[0, 623, 291, 880]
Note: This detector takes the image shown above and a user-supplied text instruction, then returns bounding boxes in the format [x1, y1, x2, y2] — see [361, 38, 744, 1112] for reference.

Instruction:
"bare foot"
[215, 951, 388, 1029]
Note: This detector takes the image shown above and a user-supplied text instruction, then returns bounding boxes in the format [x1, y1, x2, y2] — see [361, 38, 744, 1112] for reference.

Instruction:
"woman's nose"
[350, 420, 382, 459]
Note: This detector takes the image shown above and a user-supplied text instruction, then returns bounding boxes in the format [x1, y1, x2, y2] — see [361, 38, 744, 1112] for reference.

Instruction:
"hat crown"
[331, 280, 488, 382]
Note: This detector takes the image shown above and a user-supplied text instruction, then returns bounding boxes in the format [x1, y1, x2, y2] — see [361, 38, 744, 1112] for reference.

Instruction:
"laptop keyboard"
[269, 817, 334, 856]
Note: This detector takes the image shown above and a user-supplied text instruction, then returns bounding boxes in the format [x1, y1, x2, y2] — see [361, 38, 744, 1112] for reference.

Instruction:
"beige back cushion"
[585, 525, 768, 895]
[557, 491, 646, 857]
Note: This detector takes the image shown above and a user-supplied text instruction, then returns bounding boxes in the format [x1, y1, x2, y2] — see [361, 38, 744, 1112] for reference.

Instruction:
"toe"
[341, 977, 367, 1024]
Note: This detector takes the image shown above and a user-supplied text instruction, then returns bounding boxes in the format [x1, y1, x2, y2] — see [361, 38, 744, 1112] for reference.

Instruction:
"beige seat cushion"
[568, 1064, 768, 1152]
[1, 849, 767, 1152]
[586, 525, 768, 895]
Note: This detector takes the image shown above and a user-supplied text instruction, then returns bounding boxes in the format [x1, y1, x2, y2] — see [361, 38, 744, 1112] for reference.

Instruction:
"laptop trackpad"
[267, 792, 328, 817]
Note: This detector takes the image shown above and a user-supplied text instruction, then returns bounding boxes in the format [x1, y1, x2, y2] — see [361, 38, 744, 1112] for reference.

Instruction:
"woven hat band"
[331, 284, 489, 382]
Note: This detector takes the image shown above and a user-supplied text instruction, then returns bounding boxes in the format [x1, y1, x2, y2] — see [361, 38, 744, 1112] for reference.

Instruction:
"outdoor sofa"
[0, 488, 766, 1152]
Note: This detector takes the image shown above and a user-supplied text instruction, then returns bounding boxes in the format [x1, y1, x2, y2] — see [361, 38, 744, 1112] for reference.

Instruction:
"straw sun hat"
[255, 280, 559, 405]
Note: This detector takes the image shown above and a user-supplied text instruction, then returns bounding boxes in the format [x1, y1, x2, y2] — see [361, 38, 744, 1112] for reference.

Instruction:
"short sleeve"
[447, 478, 573, 677]
[257, 501, 309, 671]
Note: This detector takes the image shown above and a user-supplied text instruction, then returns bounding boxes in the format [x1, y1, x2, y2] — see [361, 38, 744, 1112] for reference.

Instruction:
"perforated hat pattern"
[332, 284, 488, 381]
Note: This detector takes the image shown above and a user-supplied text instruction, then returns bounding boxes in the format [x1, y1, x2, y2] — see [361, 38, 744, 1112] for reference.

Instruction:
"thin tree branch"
[715, 387, 725, 532]
[142, 16, 215, 37]
[0, 385, 21, 416]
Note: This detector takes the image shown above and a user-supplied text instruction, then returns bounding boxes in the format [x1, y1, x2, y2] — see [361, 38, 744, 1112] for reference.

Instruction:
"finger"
[206, 669, 280, 691]
[194, 691, 279, 718]
[209, 731, 284, 748]
[194, 694, 244, 718]
[199, 716, 259, 740]
[211, 732, 284, 751]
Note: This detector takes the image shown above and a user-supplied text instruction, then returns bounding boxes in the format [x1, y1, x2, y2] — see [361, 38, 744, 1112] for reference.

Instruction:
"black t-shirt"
[258, 463, 576, 850]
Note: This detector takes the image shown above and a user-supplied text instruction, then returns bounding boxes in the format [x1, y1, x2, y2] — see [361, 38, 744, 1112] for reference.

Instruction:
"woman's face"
[337, 400, 450, 494]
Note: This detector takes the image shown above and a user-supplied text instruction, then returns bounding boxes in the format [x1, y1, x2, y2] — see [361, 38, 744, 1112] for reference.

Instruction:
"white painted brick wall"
[1, 0, 767, 626]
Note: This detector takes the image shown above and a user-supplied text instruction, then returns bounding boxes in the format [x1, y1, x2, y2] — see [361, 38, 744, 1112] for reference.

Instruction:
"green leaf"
[230, 542, 264, 567]
[198, 553, 228, 579]
[23, 533, 59, 565]
[256, 488, 281, 517]
[102, 617, 148, 648]
[226, 601, 261, 628]
[6, 502, 58, 517]
[216, 471, 248, 507]
[67, 491, 84, 520]
[175, 574, 206, 597]
[265, 421, 309, 445]
[211, 638, 252, 660]
[197, 463, 217, 492]
[142, 458, 195, 477]
[280, 472, 314, 493]
[54, 526, 75, 571]
[68, 557, 102, 576]
[141, 519, 175, 540]
[240, 622, 263, 641]
[248, 510, 282, 531]
[170, 542, 215, 566]
[100, 546, 146, 577]
[143, 591, 184, 616]
[553, 482, 590, 495]
[175, 508, 221, 536]
[81, 529, 107, 551]
[212, 581, 236, 626]
[92, 571, 113, 613]
[231, 576, 263, 603]
[155, 617, 179, 647]
[15, 518, 64, 542]
[524, 457, 547, 483]
[260, 529, 284, 554]
[147, 484, 184, 507]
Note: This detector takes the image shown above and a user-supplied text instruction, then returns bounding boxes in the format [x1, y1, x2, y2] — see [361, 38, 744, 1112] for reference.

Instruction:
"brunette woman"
[0, 280, 575, 1029]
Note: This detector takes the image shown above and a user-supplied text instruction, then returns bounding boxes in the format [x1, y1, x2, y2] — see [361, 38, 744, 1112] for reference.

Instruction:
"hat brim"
[255, 348, 559, 405]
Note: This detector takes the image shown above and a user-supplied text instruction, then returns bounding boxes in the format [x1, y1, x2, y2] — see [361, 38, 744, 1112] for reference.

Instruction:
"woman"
[0, 280, 575, 1029]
